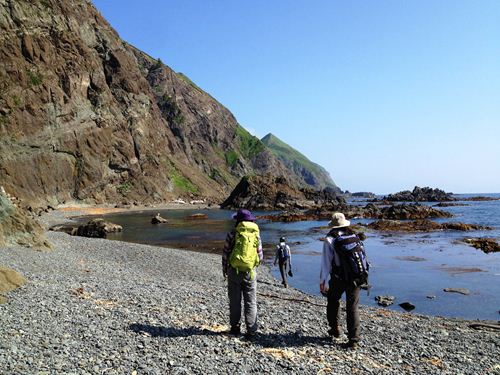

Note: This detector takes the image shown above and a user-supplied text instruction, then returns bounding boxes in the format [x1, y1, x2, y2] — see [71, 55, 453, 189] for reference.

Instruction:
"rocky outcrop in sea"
[376, 186, 455, 202]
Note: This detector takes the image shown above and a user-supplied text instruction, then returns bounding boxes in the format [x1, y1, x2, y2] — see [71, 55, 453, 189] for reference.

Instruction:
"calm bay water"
[97, 194, 500, 321]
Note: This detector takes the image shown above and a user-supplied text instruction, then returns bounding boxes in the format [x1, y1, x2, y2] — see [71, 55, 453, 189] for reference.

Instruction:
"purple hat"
[232, 208, 256, 222]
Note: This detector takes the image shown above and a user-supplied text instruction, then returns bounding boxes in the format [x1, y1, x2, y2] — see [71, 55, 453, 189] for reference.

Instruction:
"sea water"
[99, 194, 500, 321]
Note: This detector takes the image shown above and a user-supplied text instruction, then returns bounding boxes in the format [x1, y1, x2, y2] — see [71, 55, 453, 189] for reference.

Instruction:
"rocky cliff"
[0, 0, 296, 208]
[261, 133, 340, 192]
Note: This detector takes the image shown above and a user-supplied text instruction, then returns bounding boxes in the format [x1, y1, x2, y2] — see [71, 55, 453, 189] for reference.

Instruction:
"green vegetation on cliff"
[261, 133, 339, 191]
[236, 125, 264, 159]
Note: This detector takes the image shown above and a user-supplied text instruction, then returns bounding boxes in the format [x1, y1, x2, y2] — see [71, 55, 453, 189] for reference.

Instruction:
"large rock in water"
[376, 204, 453, 220]
[367, 219, 490, 232]
[382, 186, 455, 202]
[0, 193, 51, 250]
[76, 218, 122, 238]
[220, 175, 345, 210]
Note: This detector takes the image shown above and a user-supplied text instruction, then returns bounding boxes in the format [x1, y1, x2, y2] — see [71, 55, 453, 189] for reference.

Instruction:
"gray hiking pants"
[278, 258, 289, 286]
[227, 267, 258, 334]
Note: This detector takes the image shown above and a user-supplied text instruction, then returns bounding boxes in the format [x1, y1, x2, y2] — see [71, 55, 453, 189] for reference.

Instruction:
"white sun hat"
[328, 212, 350, 228]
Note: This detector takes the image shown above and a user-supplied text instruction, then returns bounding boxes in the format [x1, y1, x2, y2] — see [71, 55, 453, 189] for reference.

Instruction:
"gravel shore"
[1, 228, 499, 374]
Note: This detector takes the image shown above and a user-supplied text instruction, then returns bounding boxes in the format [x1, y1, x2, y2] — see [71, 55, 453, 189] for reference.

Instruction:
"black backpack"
[277, 243, 290, 261]
[332, 233, 369, 287]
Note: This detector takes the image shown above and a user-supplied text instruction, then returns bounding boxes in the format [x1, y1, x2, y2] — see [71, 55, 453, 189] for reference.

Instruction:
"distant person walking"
[222, 208, 263, 339]
[320, 212, 369, 349]
[274, 236, 292, 287]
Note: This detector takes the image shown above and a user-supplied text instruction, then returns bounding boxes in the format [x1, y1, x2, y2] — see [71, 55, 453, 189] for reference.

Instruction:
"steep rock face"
[0, 0, 291, 208]
[261, 133, 340, 191]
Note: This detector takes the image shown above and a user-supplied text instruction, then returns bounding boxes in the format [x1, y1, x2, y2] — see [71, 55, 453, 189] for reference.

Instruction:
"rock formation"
[462, 238, 500, 253]
[75, 218, 122, 238]
[379, 187, 455, 202]
[220, 175, 345, 210]
[0, 0, 312, 209]
[0, 191, 51, 249]
[0, 266, 27, 304]
[151, 213, 167, 224]
[366, 220, 490, 232]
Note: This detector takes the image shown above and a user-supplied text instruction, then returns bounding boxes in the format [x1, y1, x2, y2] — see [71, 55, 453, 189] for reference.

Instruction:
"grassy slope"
[261, 133, 338, 189]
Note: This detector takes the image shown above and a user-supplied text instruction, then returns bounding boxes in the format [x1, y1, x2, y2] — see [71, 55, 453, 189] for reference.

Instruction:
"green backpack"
[229, 221, 260, 278]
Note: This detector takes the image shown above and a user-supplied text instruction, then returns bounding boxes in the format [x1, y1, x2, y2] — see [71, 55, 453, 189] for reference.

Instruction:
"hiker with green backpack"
[222, 208, 263, 339]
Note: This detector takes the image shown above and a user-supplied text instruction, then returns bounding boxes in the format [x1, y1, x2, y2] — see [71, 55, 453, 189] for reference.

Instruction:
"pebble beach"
[0, 210, 499, 374]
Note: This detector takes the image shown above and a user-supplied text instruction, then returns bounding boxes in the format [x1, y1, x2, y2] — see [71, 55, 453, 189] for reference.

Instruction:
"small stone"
[443, 288, 470, 295]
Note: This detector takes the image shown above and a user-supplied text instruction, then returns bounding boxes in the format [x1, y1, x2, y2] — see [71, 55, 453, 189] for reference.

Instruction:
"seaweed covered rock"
[463, 238, 500, 253]
[367, 219, 490, 232]
[0, 193, 51, 250]
[383, 187, 455, 202]
[376, 204, 453, 220]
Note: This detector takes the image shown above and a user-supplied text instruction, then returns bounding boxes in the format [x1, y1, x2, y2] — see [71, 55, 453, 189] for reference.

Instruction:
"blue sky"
[92, 0, 499, 194]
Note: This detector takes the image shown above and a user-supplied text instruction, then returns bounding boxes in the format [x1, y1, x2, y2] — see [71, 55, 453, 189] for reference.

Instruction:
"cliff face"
[261, 133, 340, 192]
[0, 0, 291, 207]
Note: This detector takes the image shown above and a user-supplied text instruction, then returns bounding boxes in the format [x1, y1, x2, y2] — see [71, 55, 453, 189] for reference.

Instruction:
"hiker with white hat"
[319, 212, 369, 349]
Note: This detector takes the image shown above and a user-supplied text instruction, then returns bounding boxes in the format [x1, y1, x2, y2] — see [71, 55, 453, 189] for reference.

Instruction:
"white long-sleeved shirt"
[319, 230, 343, 285]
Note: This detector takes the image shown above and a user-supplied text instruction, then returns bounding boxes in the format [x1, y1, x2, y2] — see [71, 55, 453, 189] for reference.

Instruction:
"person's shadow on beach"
[130, 324, 331, 348]
[129, 323, 220, 338]
[245, 331, 331, 348]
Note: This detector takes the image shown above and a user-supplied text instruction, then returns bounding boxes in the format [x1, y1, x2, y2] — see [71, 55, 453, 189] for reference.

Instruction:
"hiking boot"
[328, 326, 341, 338]
[228, 326, 240, 336]
[342, 340, 359, 350]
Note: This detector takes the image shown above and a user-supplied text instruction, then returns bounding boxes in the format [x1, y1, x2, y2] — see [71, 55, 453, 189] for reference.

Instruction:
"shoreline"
[42, 207, 500, 321]
[0, 227, 498, 373]
[38, 202, 216, 229]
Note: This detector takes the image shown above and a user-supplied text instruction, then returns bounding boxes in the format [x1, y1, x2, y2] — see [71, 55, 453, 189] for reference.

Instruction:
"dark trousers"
[327, 277, 361, 342]
[278, 259, 289, 285]
[227, 267, 258, 334]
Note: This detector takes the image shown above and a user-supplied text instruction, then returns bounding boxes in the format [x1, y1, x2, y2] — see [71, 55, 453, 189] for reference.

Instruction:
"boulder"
[151, 213, 168, 224]
[0, 193, 51, 250]
[399, 302, 416, 311]
[76, 219, 122, 238]
[375, 295, 395, 307]
[0, 266, 27, 303]
[462, 238, 500, 253]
